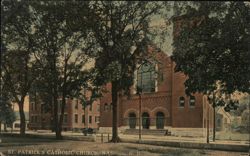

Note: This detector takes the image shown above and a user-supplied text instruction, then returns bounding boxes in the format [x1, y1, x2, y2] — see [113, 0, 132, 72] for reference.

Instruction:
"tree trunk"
[52, 91, 61, 139]
[213, 106, 216, 142]
[4, 123, 7, 132]
[19, 102, 26, 136]
[51, 48, 62, 139]
[84, 102, 88, 136]
[57, 56, 68, 139]
[207, 118, 209, 143]
[212, 94, 216, 142]
[111, 81, 121, 143]
[0, 121, 2, 133]
[54, 95, 62, 139]
[58, 93, 67, 139]
[49, 93, 54, 132]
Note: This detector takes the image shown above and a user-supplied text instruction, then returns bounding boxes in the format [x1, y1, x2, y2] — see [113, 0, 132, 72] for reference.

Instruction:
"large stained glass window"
[137, 63, 155, 93]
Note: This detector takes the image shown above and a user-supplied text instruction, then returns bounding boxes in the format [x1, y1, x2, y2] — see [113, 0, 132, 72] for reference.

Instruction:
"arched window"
[156, 112, 165, 129]
[137, 63, 155, 93]
[128, 113, 136, 129]
[217, 118, 221, 126]
[142, 112, 150, 129]
[189, 96, 195, 107]
[179, 97, 185, 107]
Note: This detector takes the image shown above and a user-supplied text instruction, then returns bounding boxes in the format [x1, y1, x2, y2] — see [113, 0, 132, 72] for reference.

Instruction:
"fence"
[95, 133, 112, 143]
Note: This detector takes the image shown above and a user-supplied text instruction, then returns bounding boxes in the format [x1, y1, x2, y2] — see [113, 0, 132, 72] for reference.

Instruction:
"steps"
[123, 129, 171, 136]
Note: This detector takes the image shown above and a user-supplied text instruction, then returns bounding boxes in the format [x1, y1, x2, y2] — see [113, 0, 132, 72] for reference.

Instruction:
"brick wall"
[99, 83, 113, 127]
[99, 52, 207, 129]
[171, 63, 204, 128]
[29, 91, 100, 131]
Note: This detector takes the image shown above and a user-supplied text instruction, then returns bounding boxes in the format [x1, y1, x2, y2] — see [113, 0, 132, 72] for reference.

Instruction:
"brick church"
[28, 15, 214, 136]
[99, 15, 214, 136]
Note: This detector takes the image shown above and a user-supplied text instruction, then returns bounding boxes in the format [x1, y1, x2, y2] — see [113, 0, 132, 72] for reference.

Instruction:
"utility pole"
[207, 103, 210, 144]
[213, 104, 216, 142]
[139, 92, 142, 142]
[136, 60, 154, 142]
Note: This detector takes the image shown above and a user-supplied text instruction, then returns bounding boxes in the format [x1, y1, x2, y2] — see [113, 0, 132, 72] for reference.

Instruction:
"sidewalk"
[117, 134, 249, 145]
[63, 132, 249, 152]
[116, 134, 249, 152]
[3, 130, 249, 145]
[93, 133, 249, 152]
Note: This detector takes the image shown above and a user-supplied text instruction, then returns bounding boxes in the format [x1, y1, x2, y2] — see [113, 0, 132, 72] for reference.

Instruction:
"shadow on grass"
[0, 133, 66, 148]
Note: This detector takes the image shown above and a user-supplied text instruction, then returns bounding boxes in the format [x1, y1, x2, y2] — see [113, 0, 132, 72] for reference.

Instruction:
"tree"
[1, 50, 37, 136]
[230, 94, 250, 116]
[0, 104, 16, 132]
[79, 85, 102, 135]
[241, 110, 250, 132]
[1, 0, 37, 136]
[171, 1, 250, 142]
[31, 1, 94, 139]
[0, 83, 16, 133]
[86, 1, 163, 142]
[172, 1, 250, 96]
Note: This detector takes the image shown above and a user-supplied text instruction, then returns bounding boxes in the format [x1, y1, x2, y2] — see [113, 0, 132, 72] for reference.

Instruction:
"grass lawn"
[0, 136, 248, 156]
[216, 131, 250, 141]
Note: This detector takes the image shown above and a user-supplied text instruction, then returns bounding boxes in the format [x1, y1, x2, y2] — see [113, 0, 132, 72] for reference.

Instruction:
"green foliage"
[229, 94, 250, 116]
[0, 84, 16, 126]
[236, 96, 250, 115]
[0, 105, 16, 126]
[31, 1, 94, 103]
[241, 110, 250, 128]
[81, 2, 164, 141]
[171, 2, 250, 110]
[172, 2, 250, 94]
[87, 1, 163, 94]
[1, 0, 40, 135]
[2, 0, 38, 102]
[26, 1, 96, 138]
[2, 50, 39, 102]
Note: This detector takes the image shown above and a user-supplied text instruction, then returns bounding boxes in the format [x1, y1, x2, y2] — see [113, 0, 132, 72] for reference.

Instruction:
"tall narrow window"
[189, 96, 195, 107]
[41, 104, 45, 114]
[75, 100, 78, 109]
[89, 116, 92, 123]
[137, 63, 155, 93]
[89, 104, 92, 111]
[75, 114, 78, 123]
[59, 100, 62, 110]
[82, 115, 85, 124]
[31, 103, 34, 111]
[64, 100, 67, 109]
[179, 97, 185, 107]
[64, 114, 68, 123]
[34, 102, 37, 111]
